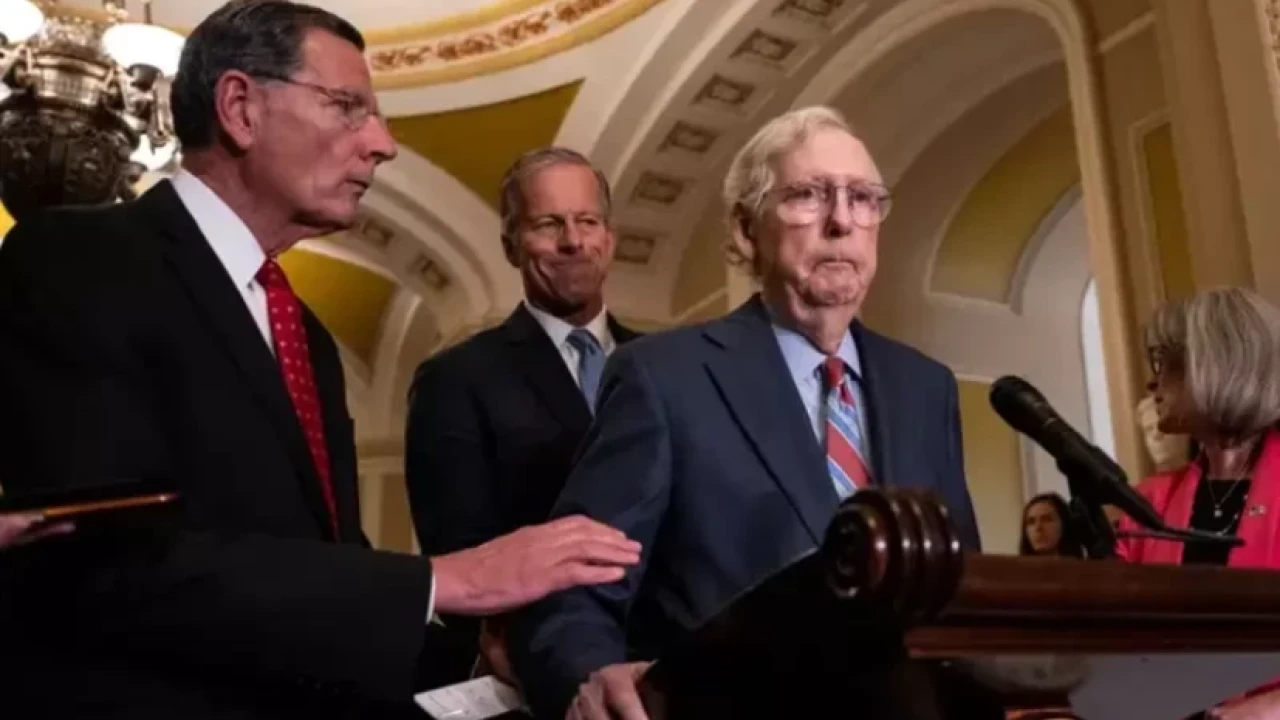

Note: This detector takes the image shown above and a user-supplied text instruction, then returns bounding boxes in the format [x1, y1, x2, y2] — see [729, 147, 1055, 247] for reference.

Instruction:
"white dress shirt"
[168, 171, 438, 622]
[523, 299, 617, 384]
[170, 170, 271, 346]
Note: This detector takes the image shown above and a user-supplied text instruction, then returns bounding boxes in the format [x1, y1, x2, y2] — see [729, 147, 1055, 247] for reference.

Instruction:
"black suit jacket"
[404, 304, 639, 681]
[510, 296, 981, 717]
[0, 182, 433, 719]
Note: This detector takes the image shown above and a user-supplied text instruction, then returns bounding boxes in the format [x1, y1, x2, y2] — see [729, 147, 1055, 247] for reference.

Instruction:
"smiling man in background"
[406, 147, 641, 686]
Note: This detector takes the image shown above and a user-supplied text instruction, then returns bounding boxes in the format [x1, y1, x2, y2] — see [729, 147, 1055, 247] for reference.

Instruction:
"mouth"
[347, 179, 371, 193]
[815, 258, 856, 268]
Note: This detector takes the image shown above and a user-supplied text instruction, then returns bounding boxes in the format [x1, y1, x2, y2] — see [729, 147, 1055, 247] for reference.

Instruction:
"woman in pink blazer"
[1116, 287, 1280, 719]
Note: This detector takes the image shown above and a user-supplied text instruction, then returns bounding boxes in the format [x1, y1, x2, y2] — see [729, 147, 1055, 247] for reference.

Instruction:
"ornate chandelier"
[0, 0, 183, 220]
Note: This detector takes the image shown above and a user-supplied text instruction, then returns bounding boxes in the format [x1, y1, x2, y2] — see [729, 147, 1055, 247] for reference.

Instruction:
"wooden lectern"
[637, 489, 1280, 719]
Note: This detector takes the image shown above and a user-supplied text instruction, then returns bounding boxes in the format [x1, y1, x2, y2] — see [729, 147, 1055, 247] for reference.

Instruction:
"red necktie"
[822, 356, 871, 495]
[256, 259, 340, 539]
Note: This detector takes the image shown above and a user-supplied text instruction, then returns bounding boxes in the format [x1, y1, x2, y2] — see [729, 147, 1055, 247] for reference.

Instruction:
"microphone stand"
[1056, 458, 1243, 561]
[1056, 458, 1118, 559]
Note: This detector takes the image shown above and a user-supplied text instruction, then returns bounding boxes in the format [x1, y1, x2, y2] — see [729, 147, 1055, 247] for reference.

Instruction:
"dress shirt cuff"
[426, 576, 445, 626]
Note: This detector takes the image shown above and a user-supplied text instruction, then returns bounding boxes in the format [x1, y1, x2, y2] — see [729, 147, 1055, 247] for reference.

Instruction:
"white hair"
[720, 105, 854, 267]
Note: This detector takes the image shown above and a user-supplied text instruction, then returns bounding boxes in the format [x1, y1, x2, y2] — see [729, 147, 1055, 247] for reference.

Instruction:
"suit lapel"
[142, 182, 337, 539]
[703, 297, 836, 543]
[503, 305, 593, 435]
[852, 324, 898, 486]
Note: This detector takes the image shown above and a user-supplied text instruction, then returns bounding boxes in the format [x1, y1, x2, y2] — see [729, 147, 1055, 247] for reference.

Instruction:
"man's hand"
[430, 515, 641, 615]
[567, 661, 653, 720]
[0, 513, 73, 550]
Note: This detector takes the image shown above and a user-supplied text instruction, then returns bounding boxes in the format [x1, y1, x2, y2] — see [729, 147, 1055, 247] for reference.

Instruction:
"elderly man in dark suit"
[511, 105, 982, 720]
[0, 3, 639, 718]
[406, 147, 641, 684]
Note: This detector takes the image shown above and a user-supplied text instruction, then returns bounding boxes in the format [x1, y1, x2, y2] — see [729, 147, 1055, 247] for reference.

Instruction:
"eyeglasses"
[254, 74, 382, 130]
[764, 180, 892, 228]
[1147, 345, 1182, 377]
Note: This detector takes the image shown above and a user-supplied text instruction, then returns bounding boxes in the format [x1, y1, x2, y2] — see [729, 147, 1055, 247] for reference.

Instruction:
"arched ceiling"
[1, 0, 1158, 439]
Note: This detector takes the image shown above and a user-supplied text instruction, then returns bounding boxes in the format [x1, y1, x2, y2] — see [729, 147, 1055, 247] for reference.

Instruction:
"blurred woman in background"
[1018, 493, 1085, 558]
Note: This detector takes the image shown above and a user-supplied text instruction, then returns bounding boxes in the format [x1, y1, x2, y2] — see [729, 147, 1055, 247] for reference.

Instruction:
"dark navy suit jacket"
[510, 296, 981, 717]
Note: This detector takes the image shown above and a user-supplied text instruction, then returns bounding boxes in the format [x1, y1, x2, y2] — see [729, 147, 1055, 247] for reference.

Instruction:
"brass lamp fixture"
[0, 0, 183, 220]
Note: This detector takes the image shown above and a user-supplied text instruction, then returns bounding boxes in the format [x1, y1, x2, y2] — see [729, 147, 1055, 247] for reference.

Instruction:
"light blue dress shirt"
[770, 322, 871, 464]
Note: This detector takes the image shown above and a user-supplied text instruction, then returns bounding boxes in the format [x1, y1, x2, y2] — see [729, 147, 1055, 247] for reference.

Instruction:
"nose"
[362, 115, 398, 163]
[557, 219, 584, 252]
[824, 192, 854, 238]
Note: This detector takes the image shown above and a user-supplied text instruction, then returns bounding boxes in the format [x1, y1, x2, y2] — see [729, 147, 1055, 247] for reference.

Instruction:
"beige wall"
[958, 380, 1024, 554]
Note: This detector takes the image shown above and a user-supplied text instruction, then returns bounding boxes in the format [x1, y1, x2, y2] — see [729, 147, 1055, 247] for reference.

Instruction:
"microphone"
[989, 375, 1165, 530]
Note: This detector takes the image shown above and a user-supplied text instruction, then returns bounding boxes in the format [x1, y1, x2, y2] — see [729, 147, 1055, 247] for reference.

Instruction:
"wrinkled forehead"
[774, 127, 883, 185]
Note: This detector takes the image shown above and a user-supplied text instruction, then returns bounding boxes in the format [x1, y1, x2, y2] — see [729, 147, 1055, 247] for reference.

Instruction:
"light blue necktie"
[567, 328, 604, 412]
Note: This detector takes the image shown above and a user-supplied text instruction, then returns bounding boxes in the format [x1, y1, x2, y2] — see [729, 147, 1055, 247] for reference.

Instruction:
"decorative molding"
[632, 171, 689, 205]
[615, 229, 659, 264]
[660, 120, 721, 154]
[409, 253, 451, 290]
[353, 214, 395, 250]
[369, 0, 667, 90]
[774, 0, 847, 26]
[1267, 0, 1280, 97]
[693, 74, 757, 111]
[1268, 1, 1280, 58]
[731, 29, 801, 66]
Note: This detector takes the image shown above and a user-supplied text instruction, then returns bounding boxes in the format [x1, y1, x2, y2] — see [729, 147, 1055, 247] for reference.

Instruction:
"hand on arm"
[429, 515, 641, 615]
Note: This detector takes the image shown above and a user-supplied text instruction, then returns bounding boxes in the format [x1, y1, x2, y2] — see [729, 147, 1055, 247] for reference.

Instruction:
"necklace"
[1207, 477, 1248, 519]
[1201, 435, 1263, 519]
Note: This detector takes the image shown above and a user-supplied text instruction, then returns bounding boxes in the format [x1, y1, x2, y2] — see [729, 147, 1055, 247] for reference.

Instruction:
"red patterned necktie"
[822, 356, 871, 497]
[256, 259, 339, 539]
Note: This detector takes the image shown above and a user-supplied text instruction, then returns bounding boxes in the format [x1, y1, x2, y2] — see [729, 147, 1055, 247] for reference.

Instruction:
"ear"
[501, 233, 520, 267]
[213, 70, 263, 152]
[729, 204, 757, 266]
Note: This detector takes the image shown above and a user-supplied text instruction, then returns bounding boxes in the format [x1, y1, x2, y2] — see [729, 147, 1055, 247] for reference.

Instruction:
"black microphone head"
[989, 375, 1054, 436]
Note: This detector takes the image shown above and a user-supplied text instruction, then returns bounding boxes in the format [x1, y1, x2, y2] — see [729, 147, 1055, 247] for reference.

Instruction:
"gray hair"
[171, 0, 365, 150]
[721, 105, 854, 269]
[498, 147, 612, 254]
[1146, 286, 1280, 439]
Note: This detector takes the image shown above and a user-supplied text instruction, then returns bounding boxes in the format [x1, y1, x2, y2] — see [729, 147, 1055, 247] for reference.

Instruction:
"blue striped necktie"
[821, 356, 871, 498]
[567, 328, 604, 412]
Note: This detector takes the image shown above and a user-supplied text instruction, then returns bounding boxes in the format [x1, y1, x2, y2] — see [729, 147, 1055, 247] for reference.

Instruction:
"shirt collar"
[169, 169, 266, 290]
[770, 320, 862, 386]
[523, 299, 615, 353]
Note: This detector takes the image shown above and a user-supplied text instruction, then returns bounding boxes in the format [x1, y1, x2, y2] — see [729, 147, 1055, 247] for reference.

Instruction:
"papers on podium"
[414, 676, 527, 719]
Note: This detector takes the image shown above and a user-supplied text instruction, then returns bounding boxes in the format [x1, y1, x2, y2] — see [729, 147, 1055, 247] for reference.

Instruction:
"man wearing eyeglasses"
[0, 2, 640, 719]
[510, 106, 982, 720]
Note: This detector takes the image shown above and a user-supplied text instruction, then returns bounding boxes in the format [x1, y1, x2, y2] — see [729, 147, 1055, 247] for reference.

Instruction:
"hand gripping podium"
[637, 489, 1280, 720]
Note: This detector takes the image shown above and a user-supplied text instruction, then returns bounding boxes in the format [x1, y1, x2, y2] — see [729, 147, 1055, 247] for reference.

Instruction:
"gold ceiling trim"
[370, 0, 666, 90]
[33, 1, 664, 91]
[362, 0, 551, 45]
